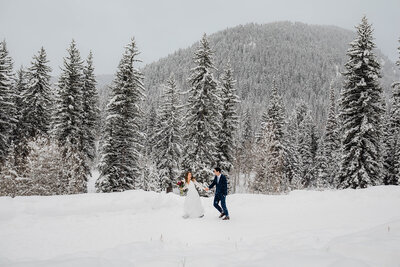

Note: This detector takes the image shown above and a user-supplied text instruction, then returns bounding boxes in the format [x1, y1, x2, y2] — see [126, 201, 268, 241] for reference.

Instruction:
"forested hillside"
[138, 22, 397, 131]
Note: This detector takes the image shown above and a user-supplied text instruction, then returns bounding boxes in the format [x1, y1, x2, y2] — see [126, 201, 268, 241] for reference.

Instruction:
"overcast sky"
[1, 0, 399, 75]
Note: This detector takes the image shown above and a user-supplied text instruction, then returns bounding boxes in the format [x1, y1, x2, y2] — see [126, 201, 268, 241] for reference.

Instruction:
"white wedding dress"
[183, 181, 205, 218]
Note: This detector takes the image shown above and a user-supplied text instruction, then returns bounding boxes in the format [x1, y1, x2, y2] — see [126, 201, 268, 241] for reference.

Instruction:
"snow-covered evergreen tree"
[298, 113, 316, 187]
[287, 102, 318, 188]
[338, 16, 384, 189]
[242, 109, 254, 151]
[240, 109, 255, 189]
[253, 111, 268, 194]
[81, 51, 99, 165]
[12, 67, 27, 136]
[216, 63, 239, 174]
[314, 139, 330, 189]
[138, 104, 161, 191]
[253, 139, 267, 193]
[12, 67, 29, 174]
[0, 40, 15, 168]
[263, 81, 288, 193]
[53, 40, 84, 148]
[322, 83, 340, 186]
[96, 38, 145, 192]
[253, 81, 292, 194]
[284, 141, 302, 190]
[155, 75, 183, 192]
[383, 37, 400, 185]
[23, 47, 52, 139]
[286, 110, 302, 190]
[182, 34, 221, 182]
[53, 40, 88, 193]
[145, 105, 160, 160]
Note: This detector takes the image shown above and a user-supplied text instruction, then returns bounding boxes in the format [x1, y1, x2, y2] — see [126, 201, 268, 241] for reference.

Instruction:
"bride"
[182, 171, 205, 218]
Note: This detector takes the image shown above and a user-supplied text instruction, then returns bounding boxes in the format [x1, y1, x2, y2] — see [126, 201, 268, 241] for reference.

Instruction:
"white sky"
[1, 0, 399, 75]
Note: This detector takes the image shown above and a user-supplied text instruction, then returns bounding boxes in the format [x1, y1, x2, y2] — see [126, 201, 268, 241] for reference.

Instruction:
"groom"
[205, 167, 230, 220]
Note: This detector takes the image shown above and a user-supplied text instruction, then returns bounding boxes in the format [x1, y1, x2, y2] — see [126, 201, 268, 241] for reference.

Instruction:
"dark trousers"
[213, 193, 229, 216]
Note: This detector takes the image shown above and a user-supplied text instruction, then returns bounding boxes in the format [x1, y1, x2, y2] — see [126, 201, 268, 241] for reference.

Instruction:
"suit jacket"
[208, 174, 228, 196]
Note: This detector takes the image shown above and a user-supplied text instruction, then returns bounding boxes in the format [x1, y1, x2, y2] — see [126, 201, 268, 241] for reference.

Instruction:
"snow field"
[0, 186, 399, 266]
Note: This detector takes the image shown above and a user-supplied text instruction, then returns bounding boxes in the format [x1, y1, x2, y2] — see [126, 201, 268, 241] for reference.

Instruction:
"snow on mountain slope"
[0, 186, 399, 266]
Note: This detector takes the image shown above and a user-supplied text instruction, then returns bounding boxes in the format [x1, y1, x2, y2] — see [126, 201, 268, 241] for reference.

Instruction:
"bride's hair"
[185, 171, 194, 184]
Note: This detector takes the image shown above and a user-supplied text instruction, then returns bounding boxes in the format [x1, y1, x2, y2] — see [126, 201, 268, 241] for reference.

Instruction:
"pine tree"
[155, 75, 183, 192]
[286, 102, 308, 151]
[145, 104, 160, 161]
[286, 110, 302, 190]
[310, 120, 319, 162]
[253, 81, 291, 194]
[0, 40, 15, 169]
[284, 139, 302, 190]
[240, 109, 255, 189]
[12, 67, 27, 137]
[263, 81, 288, 193]
[338, 16, 384, 189]
[12, 67, 29, 174]
[289, 102, 318, 188]
[182, 34, 221, 182]
[299, 113, 319, 188]
[96, 38, 145, 192]
[253, 138, 267, 193]
[314, 139, 330, 189]
[138, 104, 160, 191]
[81, 51, 99, 165]
[53, 40, 84, 147]
[23, 47, 52, 139]
[53, 40, 88, 193]
[242, 109, 254, 149]
[383, 37, 400, 185]
[322, 83, 340, 186]
[216, 63, 240, 175]
[253, 110, 268, 194]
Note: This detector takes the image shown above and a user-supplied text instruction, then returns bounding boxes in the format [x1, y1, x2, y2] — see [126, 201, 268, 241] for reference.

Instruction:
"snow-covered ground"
[0, 186, 399, 267]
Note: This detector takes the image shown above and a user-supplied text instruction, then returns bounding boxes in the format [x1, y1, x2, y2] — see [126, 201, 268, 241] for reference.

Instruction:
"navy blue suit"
[208, 174, 229, 216]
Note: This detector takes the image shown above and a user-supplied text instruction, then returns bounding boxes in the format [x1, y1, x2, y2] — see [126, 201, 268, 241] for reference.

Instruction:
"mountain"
[138, 21, 397, 132]
[93, 22, 398, 133]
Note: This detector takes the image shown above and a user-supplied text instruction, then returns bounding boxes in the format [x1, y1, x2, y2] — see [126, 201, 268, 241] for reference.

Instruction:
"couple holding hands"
[182, 167, 230, 220]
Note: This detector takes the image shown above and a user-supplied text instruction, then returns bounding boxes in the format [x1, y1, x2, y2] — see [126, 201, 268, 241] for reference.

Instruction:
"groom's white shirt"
[217, 174, 221, 184]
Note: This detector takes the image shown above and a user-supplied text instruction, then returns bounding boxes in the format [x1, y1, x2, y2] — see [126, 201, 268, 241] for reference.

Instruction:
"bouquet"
[177, 180, 186, 196]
